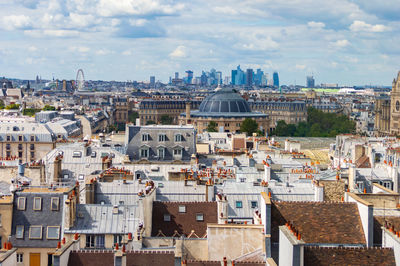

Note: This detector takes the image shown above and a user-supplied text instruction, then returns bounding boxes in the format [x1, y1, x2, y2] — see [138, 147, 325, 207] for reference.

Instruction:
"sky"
[0, 0, 399, 86]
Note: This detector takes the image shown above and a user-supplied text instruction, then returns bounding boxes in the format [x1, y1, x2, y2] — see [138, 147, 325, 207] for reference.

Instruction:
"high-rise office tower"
[231, 70, 237, 85]
[185, 70, 193, 84]
[273, 72, 279, 88]
[150, 76, 155, 87]
[246, 69, 254, 87]
[175, 72, 179, 79]
[306, 76, 315, 88]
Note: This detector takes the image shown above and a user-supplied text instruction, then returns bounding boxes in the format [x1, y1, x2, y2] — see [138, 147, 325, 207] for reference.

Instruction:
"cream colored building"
[390, 71, 400, 135]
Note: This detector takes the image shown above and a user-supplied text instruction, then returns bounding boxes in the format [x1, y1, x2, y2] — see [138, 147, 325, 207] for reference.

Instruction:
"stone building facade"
[390, 71, 400, 135]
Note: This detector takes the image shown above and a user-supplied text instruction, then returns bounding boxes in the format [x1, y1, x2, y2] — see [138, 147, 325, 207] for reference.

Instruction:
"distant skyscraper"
[185, 70, 193, 84]
[246, 69, 254, 87]
[231, 70, 237, 85]
[233, 65, 245, 85]
[175, 72, 179, 79]
[215, 71, 222, 85]
[306, 76, 315, 88]
[200, 71, 207, 86]
[273, 72, 279, 88]
[150, 76, 155, 87]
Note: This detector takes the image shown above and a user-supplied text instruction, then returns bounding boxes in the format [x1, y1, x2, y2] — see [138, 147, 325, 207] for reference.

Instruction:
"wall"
[319, 180, 345, 202]
[16, 247, 55, 266]
[346, 193, 373, 247]
[207, 224, 263, 261]
[0, 165, 44, 185]
[0, 196, 13, 250]
[382, 228, 400, 265]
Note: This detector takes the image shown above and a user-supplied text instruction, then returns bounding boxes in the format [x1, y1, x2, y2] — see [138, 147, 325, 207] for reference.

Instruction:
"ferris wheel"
[75, 69, 85, 91]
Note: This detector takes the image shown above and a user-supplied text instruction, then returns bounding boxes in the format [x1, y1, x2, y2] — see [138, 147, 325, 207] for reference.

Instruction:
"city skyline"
[0, 0, 399, 85]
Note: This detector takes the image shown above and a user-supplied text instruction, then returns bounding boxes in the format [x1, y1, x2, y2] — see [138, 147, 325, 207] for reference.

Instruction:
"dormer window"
[30, 135, 35, 142]
[158, 134, 166, 142]
[164, 214, 171, 222]
[33, 197, 42, 211]
[17, 197, 26, 210]
[175, 134, 182, 142]
[140, 148, 149, 158]
[6, 135, 11, 141]
[158, 147, 165, 159]
[29, 226, 42, 239]
[142, 133, 149, 142]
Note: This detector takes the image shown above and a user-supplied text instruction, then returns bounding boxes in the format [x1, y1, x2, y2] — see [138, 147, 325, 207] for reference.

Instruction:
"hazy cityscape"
[0, 0, 400, 266]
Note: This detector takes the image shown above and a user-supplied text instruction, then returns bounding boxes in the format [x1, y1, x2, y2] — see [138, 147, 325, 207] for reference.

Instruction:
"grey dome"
[199, 87, 251, 113]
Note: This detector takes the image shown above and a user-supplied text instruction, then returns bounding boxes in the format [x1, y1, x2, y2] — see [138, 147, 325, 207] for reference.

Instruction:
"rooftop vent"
[113, 205, 119, 214]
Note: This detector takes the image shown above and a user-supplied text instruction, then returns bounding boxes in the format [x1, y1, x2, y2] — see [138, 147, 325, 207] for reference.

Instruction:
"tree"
[146, 120, 156, 125]
[0, 99, 4, 109]
[160, 115, 173, 125]
[5, 103, 20, 110]
[240, 118, 259, 136]
[43, 105, 55, 111]
[207, 121, 218, 132]
[274, 120, 288, 136]
[128, 111, 139, 123]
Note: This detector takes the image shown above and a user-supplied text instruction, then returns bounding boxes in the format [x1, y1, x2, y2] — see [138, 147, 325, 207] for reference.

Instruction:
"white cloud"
[307, 21, 325, 29]
[169, 45, 187, 58]
[295, 64, 306, 70]
[96, 0, 184, 17]
[96, 49, 112, 55]
[212, 6, 238, 15]
[122, 50, 132, 56]
[349, 20, 390, 32]
[28, 46, 38, 52]
[129, 19, 148, 27]
[69, 46, 90, 53]
[1, 15, 31, 30]
[333, 39, 350, 48]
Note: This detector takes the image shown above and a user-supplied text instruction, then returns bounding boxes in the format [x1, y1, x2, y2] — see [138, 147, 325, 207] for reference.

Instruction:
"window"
[114, 235, 123, 246]
[196, 213, 204, 221]
[17, 253, 23, 262]
[17, 197, 26, 210]
[16, 226, 24, 239]
[179, 205, 186, 213]
[18, 152, 22, 158]
[142, 134, 149, 142]
[30, 144, 35, 150]
[18, 144, 22, 150]
[158, 183, 164, 188]
[173, 149, 182, 156]
[6, 135, 10, 141]
[29, 226, 42, 239]
[91, 151, 96, 158]
[72, 151, 82, 158]
[30, 135, 35, 142]
[251, 201, 258, 208]
[86, 235, 105, 248]
[33, 197, 42, 211]
[164, 214, 171, 222]
[158, 148, 165, 159]
[6, 151, 10, 158]
[236, 201, 243, 208]
[30, 152, 35, 158]
[51, 197, 59, 211]
[5, 144, 10, 150]
[47, 226, 60, 239]
[158, 134, 166, 142]
[140, 148, 149, 158]
[240, 178, 246, 183]
[175, 134, 182, 142]
[18, 135, 23, 141]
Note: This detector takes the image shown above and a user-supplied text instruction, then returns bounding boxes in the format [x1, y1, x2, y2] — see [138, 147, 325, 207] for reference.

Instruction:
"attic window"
[17, 197, 26, 210]
[33, 197, 42, 211]
[178, 205, 186, 213]
[251, 201, 258, 208]
[51, 197, 59, 211]
[29, 226, 43, 239]
[142, 133, 149, 142]
[73, 151, 82, 158]
[158, 183, 164, 188]
[175, 134, 182, 142]
[16, 225, 24, 239]
[164, 214, 171, 222]
[196, 213, 204, 222]
[47, 226, 60, 239]
[236, 201, 243, 208]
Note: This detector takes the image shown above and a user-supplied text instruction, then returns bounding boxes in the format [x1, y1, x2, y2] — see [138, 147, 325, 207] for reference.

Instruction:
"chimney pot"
[128, 232, 132, 240]
[62, 237, 66, 245]
[57, 241, 61, 249]
[115, 243, 119, 250]
[74, 233, 79, 240]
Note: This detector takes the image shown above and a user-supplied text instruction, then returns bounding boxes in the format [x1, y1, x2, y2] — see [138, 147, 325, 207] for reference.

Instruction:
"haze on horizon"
[0, 0, 399, 86]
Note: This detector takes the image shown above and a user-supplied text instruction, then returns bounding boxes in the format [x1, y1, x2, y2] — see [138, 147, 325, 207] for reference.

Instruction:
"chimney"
[18, 164, 25, 176]
[217, 194, 228, 224]
[185, 101, 191, 124]
[54, 155, 62, 183]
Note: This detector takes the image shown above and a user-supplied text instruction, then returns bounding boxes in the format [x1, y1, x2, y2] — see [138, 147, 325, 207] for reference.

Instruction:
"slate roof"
[151, 201, 217, 237]
[65, 204, 142, 234]
[10, 192, 65, 248]
[303, 246, 395, 266]
[95, 181, 143, 205]
[271, 201, 366, 244]
[154, 181, 207, 202]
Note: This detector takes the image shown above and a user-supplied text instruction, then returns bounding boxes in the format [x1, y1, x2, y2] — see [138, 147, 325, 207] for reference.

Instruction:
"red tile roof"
[374, 216, 400, 245]
[304, 246, 395, 266]
[271, 201, 366, 244]
[152, 201, 218, 237]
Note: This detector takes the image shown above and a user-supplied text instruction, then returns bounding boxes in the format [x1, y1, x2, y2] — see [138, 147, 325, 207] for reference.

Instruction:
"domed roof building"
[180, 86, 269, 134]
